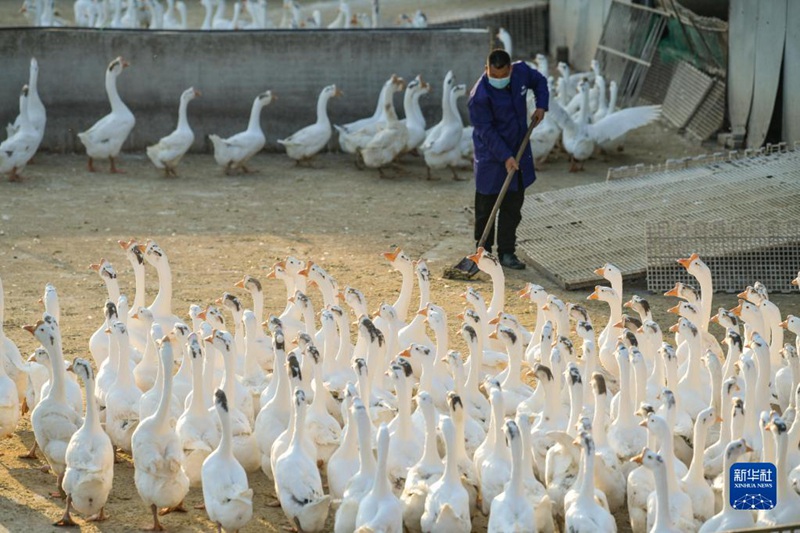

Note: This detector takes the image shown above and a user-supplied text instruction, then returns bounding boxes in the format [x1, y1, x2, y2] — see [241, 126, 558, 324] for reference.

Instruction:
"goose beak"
[266, 269, 277, 279]
[638, 419, 648, 427]
[587, 289, 599, 300]
[22, 324, 37, 335]
[88, 263, 101, 272]
[194, 89, 202, 97]
[745, 443, 754, 452]
[135, 244, 146, 253]
[417, 308, 428, 317]
[203, 335, 214, 343]
[117, 239, 132, 250]
[517, 287, 530, 298]
[467, 248, 484, 264]
[400, 348, 411, 357]
[731, 302, 743, 317]
[541, 303, 550, 311]
[234, 279, 246, 289]
[121, 59, 130, 68]
[488, 330, 498, 340]
[334, 88, 344, 97]
[779, 319, 789, 329]
[716, 416, 724, 423]
[623, 300, 633, 309]
[594, 267, 605, 277]
[488, 315, 500, 325]
[287, 296, 295, 303]
[710, 315, 719, 324]
[663, 286, 680, 297]
[736, 290, 748, 299]
[214, 297, 223, 305]
[383, 250, 399, 262]
[612, 320, 625, 329]
[669, 323, 680, 333]
[631, 452, 644, 464]
[37, 297, 43, 304]
[792, 278, 799, 286]
[667, 304, 681, 315]
[636, 325, 644, 333]
[196, 310, 207, 320]
[456, 311, 465, 320]
[676, 256, 693, 268]
[459, 292, 468, 300]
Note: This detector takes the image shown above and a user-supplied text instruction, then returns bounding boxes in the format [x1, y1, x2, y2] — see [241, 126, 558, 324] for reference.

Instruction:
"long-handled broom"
[443, 117, 539, 280]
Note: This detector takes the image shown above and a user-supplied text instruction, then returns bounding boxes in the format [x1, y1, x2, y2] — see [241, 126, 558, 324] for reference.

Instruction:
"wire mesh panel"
[685, 78, 726, 141]
[431, 3, 549, 60]
[638, 49, 677, 105]
[516, 149, 800, 289]
[646, 219, 800, 293]
[661, 61, 714, 128]
[594, 0, 668, 107]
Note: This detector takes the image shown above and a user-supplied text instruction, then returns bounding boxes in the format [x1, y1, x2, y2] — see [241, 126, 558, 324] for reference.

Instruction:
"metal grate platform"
[685, 78, 726, 141]
[516, 147, 800, 290]
[662, 61, 714, 129]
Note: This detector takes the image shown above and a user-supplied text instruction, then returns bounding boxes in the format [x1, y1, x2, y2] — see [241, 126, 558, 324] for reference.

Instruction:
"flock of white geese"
[21, 0, 427, 31]
[2, 51, 660, 182]
[2, 240, 800, 532]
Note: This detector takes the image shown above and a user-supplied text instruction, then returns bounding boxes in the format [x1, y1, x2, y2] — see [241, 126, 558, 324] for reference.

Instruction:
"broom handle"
[476, 118, 538, 250]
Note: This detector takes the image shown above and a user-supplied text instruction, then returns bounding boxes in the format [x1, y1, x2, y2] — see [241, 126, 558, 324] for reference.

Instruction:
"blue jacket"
[468, 62, 549, 195]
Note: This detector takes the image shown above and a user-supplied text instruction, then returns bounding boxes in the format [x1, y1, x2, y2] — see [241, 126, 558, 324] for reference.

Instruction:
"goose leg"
[8, 167, 24, 182]
[109, 157, 126, 174]
[193, 502, 206, 510]
[50, 472, 66, 499]
[144, 504, 165, 531]
[240, 164, 258, 174]
[450, 166, 467, 181]
[568, 157, 579, 173]
[19, 441, 38, 459]
[87, 157, 95, 172]
[87, 506, 109, 522]
[54, 495, 77, 527]
[159, 500, 187, 515]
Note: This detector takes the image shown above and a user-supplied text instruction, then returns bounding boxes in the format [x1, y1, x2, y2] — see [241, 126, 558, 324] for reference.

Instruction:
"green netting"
[657, 17, 727, 74]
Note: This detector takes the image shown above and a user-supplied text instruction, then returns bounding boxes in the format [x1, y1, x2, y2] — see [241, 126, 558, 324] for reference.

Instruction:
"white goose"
[361, 100, 410, 174]
[335, 396, 378, 533]
[698, 439, 755, 532]
[210, 90, 274, 174]
[275, 388, 330, 532]
[474, 386, 511, 515]
[78, 57, 135, 173]
[24, 315, 83, 498]
[59, 358, 114, 525]
[201, 389, 253, 533]
[105, 321, 142, 453]
[146, 86, 200, 177]
[8, 57, 46, 140]
[421, 83, 469, 180]
[565, 430, 617, 532]
[679, 407, 716, 523]
[327, 383, 360, 501]
[420, 417, 471, 532]
[355, 423, 404, 533]
[336, 74, 404, 154]
[630, 448, 680, 533]
[278, 84, 342, 163]
[0, 337, 19, 439]
[130, 335, 190, 529]
[488, 419, 535, 533]
[401, 75, 431, 153]
[399, 390, 442, 533]
[0, 85, 39, 181]
[176, 332, 220, 488]
[757, 416, 800, 526]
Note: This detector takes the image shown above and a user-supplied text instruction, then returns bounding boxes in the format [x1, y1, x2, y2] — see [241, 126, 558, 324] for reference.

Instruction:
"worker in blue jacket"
[468, 49, 548, 270]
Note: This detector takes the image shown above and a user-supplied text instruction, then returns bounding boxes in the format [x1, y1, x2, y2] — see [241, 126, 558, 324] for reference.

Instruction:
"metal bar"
[596, 44, 652, 66]
[612, 0, 669, 17]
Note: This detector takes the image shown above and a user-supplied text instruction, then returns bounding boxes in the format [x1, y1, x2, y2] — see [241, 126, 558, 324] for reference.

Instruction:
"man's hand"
[531, 108, 546, 128]
[505, 157, 519, 174]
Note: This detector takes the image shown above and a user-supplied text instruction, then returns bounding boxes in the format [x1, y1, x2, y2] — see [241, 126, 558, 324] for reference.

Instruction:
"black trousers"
[474, 173, 526, 256]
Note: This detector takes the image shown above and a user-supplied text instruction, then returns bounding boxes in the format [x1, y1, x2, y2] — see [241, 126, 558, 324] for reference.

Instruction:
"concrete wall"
[0, 27, 490, 153]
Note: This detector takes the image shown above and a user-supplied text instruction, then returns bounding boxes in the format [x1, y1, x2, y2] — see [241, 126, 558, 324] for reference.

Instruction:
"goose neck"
[217, 401, 234, 456]
[616, 358, 635, 425]
[687, 422, 708, 481]
[83, 375, 102, 431]
[251, 290, 264, 324]
[47, 338, 68, 402]
[356, 411, 376, 473]
[151, 260, 173, 317]
[452, 412, 469, 460]
[487, 275, 505, 318]
[247, 98, 265, 132]
[660, 431, 680, 495]
[465, 340, 483, 392]
[681, 336, 703, 385]
[189, 355, 207, 416]
[405, 90, 425, 128]
[592, 392, 608, 446]
[154, 354, 174, 431]
[202, 344, 219, 409]
[373, 434, 392, 497]
[176, 94, 191, 131]
[220, 346, 235, 403]
[503, 344, 522, 389]
[106, 68, 126, 114]
[131, 262, 146, 312]
[577, 443, 596, 504]
[393, 268, 413, 322]
[105, 279, 121, 303]
[396, 378, 412, 438]
[442, 428, 460, 486]
[289, 401, 306, 447]
[507, 434, 524, 497]
[652, 460, 673, 530]
[315, 90, 332, 127]
[776, 429, 790, 501]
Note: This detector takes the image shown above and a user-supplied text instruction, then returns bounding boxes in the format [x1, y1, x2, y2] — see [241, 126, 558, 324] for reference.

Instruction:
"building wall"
[0, 27, 490, 152]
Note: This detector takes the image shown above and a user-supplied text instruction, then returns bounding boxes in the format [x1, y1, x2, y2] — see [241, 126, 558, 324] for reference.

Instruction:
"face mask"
[488, 75, 510, 89]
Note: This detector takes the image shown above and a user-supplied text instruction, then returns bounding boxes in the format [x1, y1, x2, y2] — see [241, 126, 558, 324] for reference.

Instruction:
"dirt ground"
[2, 118, 799, 533]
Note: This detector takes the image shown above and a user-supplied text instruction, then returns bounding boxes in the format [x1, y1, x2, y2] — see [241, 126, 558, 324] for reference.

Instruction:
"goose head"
[187, 331, 202, 361]
[414, 259, 430, 284]
[696, 406, 718, 430]
[710, 307, 740, 330]
[442, 350, 463, 376]
[792, 271, 800, 288]
[518, 282, 547, 305]
[172, 322, 191, 345]
[726, 438, 754, 463]
[623, 294, 651, 320]
[72, 357, 94, 384]
[667, 301, 700, 322]
[668, 317, 698, 340]
[293, 331, 313, 352]
[137, 240, 167, 269]
[462, 287, 487, 314]
[532, 363, 554, 384]
[216, 292, 243, 316]
[256, 90, 275, 106]
[266, 261, 287, 281]
[614, 314, 642, 334]
[451, 83, 467, 100]
[383, 247, 413, 273]
[780, 315, 800, 335]
[374, 303, 397, 324]
[459, 308, 482, 333]
[408, 75, 431, 96]
[575, 320, 594, 340]
[594, 263, 622, 286]
[234, 275, 262, 294]
[568, 303, 590, 324]
[722, 328, 743, 353]
[490, 311, 523, 334]
[677, 252, 710, 279]
[356, 316, 383, 348]
[421, 304, 446, 332]
[663, 281, 700, 304]
[181, 86, 201, 103]
[730, 299, 761, 333]
[401, 343, 432, 366]
[133, 306, 155, 327]
[744, 332, 769, 358]
[781, 343, 797, 366]
[556, 61, 569, 78]
[104, 300, 119, 323]
[201, 305, 225, 329]
[288, 290, 311, 314]
[107, 56, 130, 77]
[89, 258, 117, 284]
[630, 447, 663, 471]
[344, 286, 367, 316]
[490, 324, 519, 352]
[586, 285, 618, 304]
[389, 74, 406, 93]
[737, 285, 765, 306]
[353, 357, 368, 379]
[286, 354, 302, 385]
[460, 322, 479, 351]
[553, 335, 574, 358]
[466, 247, 501, 275]
[637, 319, 662, 341]
[591, 372, 607, 398]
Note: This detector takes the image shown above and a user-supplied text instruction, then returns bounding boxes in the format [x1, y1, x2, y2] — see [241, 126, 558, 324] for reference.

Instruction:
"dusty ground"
[2, 119, 799, 533]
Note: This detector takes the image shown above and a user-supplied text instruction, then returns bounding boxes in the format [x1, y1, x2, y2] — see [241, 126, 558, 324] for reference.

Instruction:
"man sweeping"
[468, 49, 549, 270]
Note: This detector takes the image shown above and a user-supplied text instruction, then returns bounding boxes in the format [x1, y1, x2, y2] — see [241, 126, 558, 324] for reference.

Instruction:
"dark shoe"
[500, 253, 526, 270]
